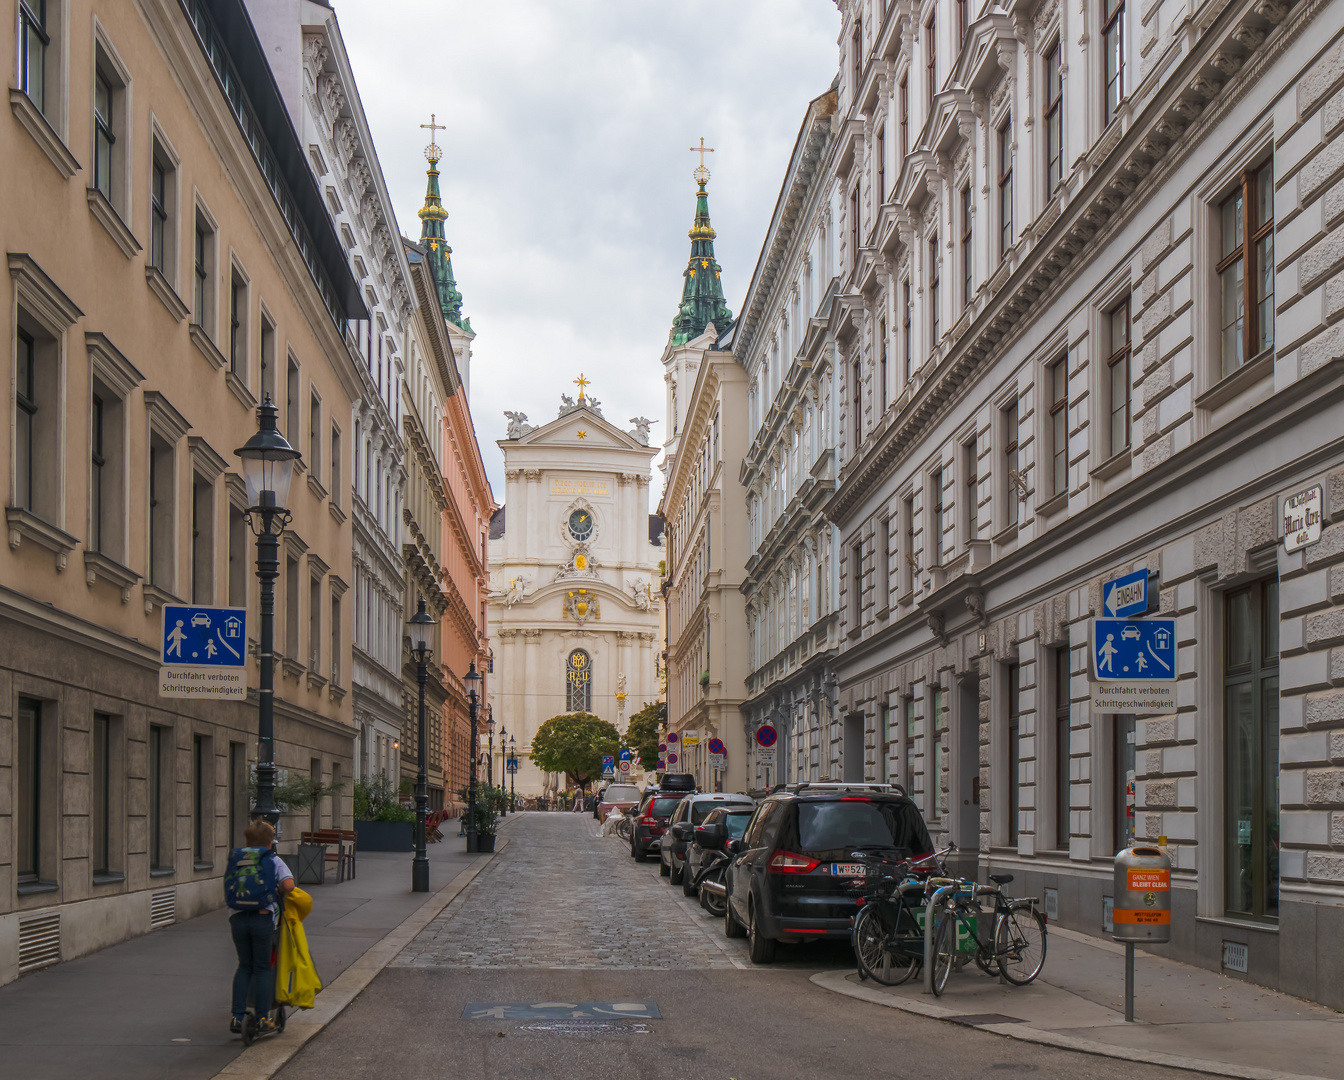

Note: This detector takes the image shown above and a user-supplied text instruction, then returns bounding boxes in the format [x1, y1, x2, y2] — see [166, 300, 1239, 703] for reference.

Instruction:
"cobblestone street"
[393, 813, 742, 970]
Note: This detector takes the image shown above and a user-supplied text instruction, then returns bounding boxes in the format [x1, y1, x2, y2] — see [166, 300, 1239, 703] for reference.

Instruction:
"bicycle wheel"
[930, 907, 957, 997]
[853, 905, 919, 987]
[995, 903, 1047, 985]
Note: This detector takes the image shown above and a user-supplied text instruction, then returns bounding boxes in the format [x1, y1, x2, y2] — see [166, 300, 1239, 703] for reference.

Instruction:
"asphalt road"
[277, 813, 1203, 1080]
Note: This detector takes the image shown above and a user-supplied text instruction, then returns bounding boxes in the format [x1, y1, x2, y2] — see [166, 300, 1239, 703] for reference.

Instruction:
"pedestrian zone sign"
[1090, 618, 1176, 712]
[159, 605, 246, 700]
[601, 756, 615, 779]
[507, 757, 519, 774]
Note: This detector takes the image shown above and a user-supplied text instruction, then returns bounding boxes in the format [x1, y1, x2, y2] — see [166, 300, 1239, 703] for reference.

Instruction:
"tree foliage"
[624, 701, 663, 772]
[530, 712, 620, 791]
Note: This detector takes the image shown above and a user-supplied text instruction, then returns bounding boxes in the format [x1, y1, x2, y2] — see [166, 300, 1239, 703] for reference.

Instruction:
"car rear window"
[605, 786, 640, 802]
[691, 800, 747, 824]
[650, 796, 684, 817]
[724, 811, 752, 839]
[794, 800, 933, 858]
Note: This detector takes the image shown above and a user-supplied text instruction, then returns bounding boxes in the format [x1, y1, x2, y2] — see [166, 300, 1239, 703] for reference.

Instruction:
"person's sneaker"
[254, 1017, 277, 1036]
[229, 1016, 243, 1035]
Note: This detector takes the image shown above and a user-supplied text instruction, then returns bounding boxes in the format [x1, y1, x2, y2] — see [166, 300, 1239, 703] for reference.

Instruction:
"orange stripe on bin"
[1113, 908, 1170, 924]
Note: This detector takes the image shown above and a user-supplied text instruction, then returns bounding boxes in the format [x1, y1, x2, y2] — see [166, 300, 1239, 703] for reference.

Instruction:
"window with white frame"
[149, 141, 177, 282]
[998, 118, 1013, 258]
[193, 211, 216, 333]
[1044, 40, 1063, 193]
[1103, 0, 1125, 126]
[1048, 356, 1068, 498]
[1218, 159, 1275, 377]
[229, 265, 249, 381]
[960, 184, 973, 307]
[1107, 297, 1132, 456]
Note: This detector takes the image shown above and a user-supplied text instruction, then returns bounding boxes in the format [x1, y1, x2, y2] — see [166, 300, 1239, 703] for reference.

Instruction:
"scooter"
[692, 848, 731, 917]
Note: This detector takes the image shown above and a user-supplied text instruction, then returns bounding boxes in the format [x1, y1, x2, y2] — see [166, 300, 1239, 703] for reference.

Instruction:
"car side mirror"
[694, 822, 724, 848]
[671, 822, 693, 840]
[726, 838, 744, 855]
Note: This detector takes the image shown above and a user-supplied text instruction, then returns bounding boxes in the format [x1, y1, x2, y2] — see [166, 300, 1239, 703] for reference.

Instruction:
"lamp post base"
[412, 856, 430, 893]
[465, 834, 478, 854]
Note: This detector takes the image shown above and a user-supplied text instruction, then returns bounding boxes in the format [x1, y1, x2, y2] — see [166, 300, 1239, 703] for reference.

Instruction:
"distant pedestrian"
[571, 789, 584, 812]
[224, 820, 295, 1036]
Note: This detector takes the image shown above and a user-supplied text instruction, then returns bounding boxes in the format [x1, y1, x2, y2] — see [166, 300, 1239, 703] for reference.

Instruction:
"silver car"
[659, 792, 754, 886]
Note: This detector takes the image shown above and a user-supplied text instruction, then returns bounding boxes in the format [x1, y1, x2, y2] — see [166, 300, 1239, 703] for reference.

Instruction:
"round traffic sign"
[619, 760, 631, 773]
[755, 724, 778, 748]
[666, 732, 679, 744]
[707, 737, 726, 755]
[658, 743, 667, 753]
[618, 747, 633, 761]
[666, 752, 678, 765]
[656, 758, 665, 770]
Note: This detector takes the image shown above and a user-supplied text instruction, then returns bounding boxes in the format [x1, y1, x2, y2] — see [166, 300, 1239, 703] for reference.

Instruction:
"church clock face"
[568, 508, 594, 542]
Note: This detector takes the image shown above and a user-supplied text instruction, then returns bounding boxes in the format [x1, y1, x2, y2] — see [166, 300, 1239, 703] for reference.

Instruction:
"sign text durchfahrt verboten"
[1089, 617, 1176, 712]
[159, 605, 247, 699]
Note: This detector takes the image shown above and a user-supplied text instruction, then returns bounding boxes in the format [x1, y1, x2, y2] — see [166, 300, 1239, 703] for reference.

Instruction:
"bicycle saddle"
[989, 873, 1014, 885]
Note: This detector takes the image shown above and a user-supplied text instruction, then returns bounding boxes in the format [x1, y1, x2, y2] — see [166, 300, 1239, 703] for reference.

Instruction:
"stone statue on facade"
[504, 411, 534, 439]
[629, 417, 655, 445]
[629, 578, 651, 611]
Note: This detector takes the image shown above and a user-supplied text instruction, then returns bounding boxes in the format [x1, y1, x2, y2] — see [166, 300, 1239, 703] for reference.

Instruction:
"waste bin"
[295, 843, 327, 885]
[1112, 845, 1171, 943]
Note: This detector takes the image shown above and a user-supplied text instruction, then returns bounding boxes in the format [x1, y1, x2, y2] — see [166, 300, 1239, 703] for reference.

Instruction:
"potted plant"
[353, 773, 415, 851]
[473, 796, 499, 853]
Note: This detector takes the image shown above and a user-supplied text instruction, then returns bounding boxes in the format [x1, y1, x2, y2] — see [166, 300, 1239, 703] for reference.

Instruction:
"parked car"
[721, 783, 934, 964]
[592, 785, 608, 819]
[661, 793, 754, 884]
[684, 805, 755, 908]
[598, 783, 642, 821]
[630, 785, 695, 862]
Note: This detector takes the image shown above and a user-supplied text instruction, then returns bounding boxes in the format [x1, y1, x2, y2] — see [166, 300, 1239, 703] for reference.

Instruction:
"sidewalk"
[0, 821, 511, 1080]
[813, 924, 1344, 1080]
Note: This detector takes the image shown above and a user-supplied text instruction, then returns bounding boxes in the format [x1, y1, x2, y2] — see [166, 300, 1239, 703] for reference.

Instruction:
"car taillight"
[768, 851, 819, 874]
[641, 812, 656, 825]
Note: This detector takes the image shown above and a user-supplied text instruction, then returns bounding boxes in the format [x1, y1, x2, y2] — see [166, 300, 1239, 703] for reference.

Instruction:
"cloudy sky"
[333, 0, 840, 499]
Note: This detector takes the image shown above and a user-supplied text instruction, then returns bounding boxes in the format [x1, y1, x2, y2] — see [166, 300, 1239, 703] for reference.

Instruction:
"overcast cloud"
[333, 1, 840, 501]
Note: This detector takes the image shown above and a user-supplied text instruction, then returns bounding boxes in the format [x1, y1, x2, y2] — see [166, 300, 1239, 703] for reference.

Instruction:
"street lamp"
[464, 662, 482, 852]
[508, 733, 517, 813]
[486, 711, 496, 790]
[407, 597, 435, 893]
[497, 726, 508, 817]
[234, 396, 301, 828]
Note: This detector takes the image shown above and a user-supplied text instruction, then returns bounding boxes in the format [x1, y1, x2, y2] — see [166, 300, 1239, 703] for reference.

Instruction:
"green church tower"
[417, 119, 472, 333]
[671, 141, 733, 345]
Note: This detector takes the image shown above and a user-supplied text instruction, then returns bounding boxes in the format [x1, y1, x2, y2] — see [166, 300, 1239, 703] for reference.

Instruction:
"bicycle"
[850, 847, 952, 986]
[928, 873, 1047, 996]
[612, 808, 635, 841]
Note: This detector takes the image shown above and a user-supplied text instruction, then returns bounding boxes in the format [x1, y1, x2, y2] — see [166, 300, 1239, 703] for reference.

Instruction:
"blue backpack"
[224, 847, 278, 911]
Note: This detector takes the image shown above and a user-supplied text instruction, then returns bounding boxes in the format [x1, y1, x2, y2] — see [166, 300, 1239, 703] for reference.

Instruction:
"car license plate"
[831, 863, 867, 877]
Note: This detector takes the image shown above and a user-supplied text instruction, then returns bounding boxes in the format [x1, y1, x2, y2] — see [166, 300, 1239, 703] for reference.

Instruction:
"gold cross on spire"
[690, 137, 714, 184]
[421, 113, 444, 164]
[574, 373, 590, 400]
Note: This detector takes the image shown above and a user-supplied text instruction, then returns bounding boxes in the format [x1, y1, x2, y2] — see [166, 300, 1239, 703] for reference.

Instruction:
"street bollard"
[1112, 844, 1172, 1022]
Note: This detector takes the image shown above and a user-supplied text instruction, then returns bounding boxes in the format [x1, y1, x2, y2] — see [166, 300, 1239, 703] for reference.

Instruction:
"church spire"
[671, 139, 733, 345]
[417, 116, 472, 333]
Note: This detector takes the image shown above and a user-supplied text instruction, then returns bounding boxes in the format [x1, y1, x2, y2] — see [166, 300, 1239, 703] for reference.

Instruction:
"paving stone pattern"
[392, 813, 739, 969]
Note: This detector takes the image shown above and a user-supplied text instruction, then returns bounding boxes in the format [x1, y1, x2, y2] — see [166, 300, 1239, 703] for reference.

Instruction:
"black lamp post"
[486, 711, 496, 790]
[508, 734, 517, 813]
[235, 396, 301, 828]
[407, 597, 435, 893]
[497, 726, 508, 817]
[464, 662, 482, 852]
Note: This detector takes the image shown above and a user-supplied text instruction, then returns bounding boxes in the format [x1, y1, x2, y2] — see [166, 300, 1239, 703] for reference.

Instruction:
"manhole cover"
[519, 1020, 652, 1036]
[946, 1013, 1027, 1027]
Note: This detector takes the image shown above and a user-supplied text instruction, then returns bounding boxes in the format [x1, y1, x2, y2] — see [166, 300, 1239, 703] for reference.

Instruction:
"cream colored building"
[1, 0, 366, 983]
[661, 345, 752, 793]
[487, 388, 662, 796]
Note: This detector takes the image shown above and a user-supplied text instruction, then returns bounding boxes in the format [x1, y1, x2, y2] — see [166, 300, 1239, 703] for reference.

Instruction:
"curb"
[212, 836, 510, 1080]
[809, 970, 1337, 1080]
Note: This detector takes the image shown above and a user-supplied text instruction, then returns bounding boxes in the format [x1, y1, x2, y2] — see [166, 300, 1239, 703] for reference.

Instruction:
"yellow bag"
[274, 893, 321, 1009]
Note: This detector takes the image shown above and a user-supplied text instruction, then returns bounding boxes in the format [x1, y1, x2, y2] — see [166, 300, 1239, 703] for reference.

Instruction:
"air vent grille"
[150, 887, 176, 928]
[18, 912, 61, 973]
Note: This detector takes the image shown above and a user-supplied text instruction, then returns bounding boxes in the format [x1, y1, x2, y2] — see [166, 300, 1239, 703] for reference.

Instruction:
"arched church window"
[566, 649, 592, 713]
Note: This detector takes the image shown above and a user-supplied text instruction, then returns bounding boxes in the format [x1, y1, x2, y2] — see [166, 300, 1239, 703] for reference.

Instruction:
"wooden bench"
[299, 829, 357, 883]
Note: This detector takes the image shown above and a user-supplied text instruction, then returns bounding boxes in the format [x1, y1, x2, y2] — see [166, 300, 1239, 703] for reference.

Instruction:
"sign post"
[159, 605, 247, 699]
[1089, 618, 1176, 712]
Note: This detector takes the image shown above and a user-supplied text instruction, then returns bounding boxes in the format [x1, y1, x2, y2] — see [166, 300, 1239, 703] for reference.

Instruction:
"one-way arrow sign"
[1103, 569, 1148, 619]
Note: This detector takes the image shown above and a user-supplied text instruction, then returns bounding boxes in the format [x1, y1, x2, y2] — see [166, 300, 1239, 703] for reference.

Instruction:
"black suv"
[720, 784, 933, 963]
[630, 774, 695, 862]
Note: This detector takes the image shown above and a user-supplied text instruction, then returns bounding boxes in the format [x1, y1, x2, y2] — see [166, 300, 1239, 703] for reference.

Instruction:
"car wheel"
[659, 855, 671, 876]
[633, 843, 648, 863]
[681, 868, 697, 896]
[747, 898, 777, 964]
[724, 895, 746, 938]
[670, 860, 684, 886]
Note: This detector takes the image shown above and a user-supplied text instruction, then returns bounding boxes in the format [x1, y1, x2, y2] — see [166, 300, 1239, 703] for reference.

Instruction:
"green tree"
[625, 701, 663, 772]
[530, 712, 620, 792]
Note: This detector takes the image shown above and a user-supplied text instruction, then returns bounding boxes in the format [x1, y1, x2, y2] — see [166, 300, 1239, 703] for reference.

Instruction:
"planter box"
[476, 834, 496, 853]
[295, 844, 327, 885]
[353, 820, 413, 852]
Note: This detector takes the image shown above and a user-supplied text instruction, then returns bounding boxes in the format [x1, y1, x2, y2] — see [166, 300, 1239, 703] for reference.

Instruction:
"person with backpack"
[224, 820, 295, 1036]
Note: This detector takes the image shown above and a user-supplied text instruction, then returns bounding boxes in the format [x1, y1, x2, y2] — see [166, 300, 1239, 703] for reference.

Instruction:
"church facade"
[487, 387, 662, 796]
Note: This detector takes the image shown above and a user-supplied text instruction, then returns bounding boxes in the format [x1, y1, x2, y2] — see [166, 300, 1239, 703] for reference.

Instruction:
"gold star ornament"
[576, 430, 587, 439]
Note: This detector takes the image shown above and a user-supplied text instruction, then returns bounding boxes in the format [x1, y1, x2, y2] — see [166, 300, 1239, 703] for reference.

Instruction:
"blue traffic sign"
[1103, 569, 1149, 619]
[1092, 619, 1175, 681]
[161, 605, 246, 666]
[507, 757, 519, 774]
[618, 748, 633, 762]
